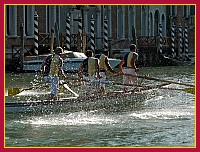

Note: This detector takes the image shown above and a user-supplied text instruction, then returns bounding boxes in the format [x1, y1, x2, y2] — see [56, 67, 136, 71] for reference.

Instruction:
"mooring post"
[90, 15, 95, 51]
[50, 28, 54, 54]
[171, 23, 176, 58]
[178, 24, 183, 58]
[184, 26, 189, 59]
[104, 16, 108, 50]
[20, 23, 24, 71]
[78, 13, 83, 52]
[34, 11, 39, 55]
[159, 23, 163, 55]
[66, 13, 71, 51]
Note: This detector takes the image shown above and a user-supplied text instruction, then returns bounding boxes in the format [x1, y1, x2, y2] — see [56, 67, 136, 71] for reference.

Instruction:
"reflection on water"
[5, 65, 195, 147]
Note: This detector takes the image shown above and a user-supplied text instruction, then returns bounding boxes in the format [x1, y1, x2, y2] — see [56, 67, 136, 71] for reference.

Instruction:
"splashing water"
[5, 65, 195, 147]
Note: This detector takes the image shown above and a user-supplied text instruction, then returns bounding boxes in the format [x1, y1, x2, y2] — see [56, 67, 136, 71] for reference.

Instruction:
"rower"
[120, 44, 139, 91]
[95, 49, 116, 92]
[41, 47, 66, 100]
[78, 50, 101, 95]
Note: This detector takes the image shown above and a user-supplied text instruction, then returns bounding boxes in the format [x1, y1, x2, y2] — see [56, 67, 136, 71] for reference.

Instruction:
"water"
[5, 65, 195, 147]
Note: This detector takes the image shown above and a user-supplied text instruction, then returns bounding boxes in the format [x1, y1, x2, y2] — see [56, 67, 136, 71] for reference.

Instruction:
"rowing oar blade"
[8, 87, 34, 96]
[182, 87, 195, 94]
[8, 88, 21, 96]
[63, 84, 79, 97]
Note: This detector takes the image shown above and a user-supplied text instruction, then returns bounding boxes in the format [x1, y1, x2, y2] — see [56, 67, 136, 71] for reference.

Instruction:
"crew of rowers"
[41, 44, 139, 100]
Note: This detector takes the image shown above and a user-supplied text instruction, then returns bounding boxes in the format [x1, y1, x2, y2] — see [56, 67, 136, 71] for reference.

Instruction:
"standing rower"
[78, 50, 101, 95]
[41, 47, 66, 100]
[120, 44, 139, 91]
[95, 50, 116, 92]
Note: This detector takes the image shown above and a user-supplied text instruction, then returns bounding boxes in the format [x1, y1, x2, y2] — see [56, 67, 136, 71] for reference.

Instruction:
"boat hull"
[5, 91, 147, 114]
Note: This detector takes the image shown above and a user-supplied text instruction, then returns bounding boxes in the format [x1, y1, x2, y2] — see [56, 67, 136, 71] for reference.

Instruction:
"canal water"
[5, 65, 195, 147]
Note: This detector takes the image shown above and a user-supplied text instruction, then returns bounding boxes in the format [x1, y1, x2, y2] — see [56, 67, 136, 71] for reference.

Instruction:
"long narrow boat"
[5, 88, 156, 114]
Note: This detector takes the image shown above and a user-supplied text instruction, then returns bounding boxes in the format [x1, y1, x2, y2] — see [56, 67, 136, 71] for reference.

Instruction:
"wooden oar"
[8, 86, 36, 96]
[65, 76, 195, 94]
[160, 87, 195, 94]
[63, 84, 79, 97]
[65, 76, 141, 87]
[115, 73, 194, 87]
[112, 82, 195, 94]
[8, 83, 49, 96]
[134, 84, 195, 94]
[183, 87, 195, 94]
[8, 83, 79, 97]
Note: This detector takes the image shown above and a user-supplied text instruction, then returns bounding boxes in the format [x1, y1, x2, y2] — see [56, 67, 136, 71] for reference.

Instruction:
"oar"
[116, 73, 194, 87]
[134, 84, 195, 94]
[8, 83, 49, 96]
[65, 76, 168, 91]
[159, 87, 195, 94]
[63, 84, 79, 97]
[8, 86, 35, 96]
[183, 87, 195, 94]
[65, 76, 195, 94]
[111, 82, 194, 94]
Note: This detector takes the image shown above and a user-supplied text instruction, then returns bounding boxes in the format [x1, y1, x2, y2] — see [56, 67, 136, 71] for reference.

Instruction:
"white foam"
[18, 111, 117, 126]
[129, 109, 193, 120]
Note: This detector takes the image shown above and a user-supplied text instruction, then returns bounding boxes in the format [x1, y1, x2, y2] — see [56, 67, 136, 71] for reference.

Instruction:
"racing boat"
[5, 88, 155, 114]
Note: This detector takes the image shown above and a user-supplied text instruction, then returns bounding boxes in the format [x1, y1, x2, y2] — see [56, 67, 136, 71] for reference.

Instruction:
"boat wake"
[128, 109, 193, 120]
[17, 111, 118, 126]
